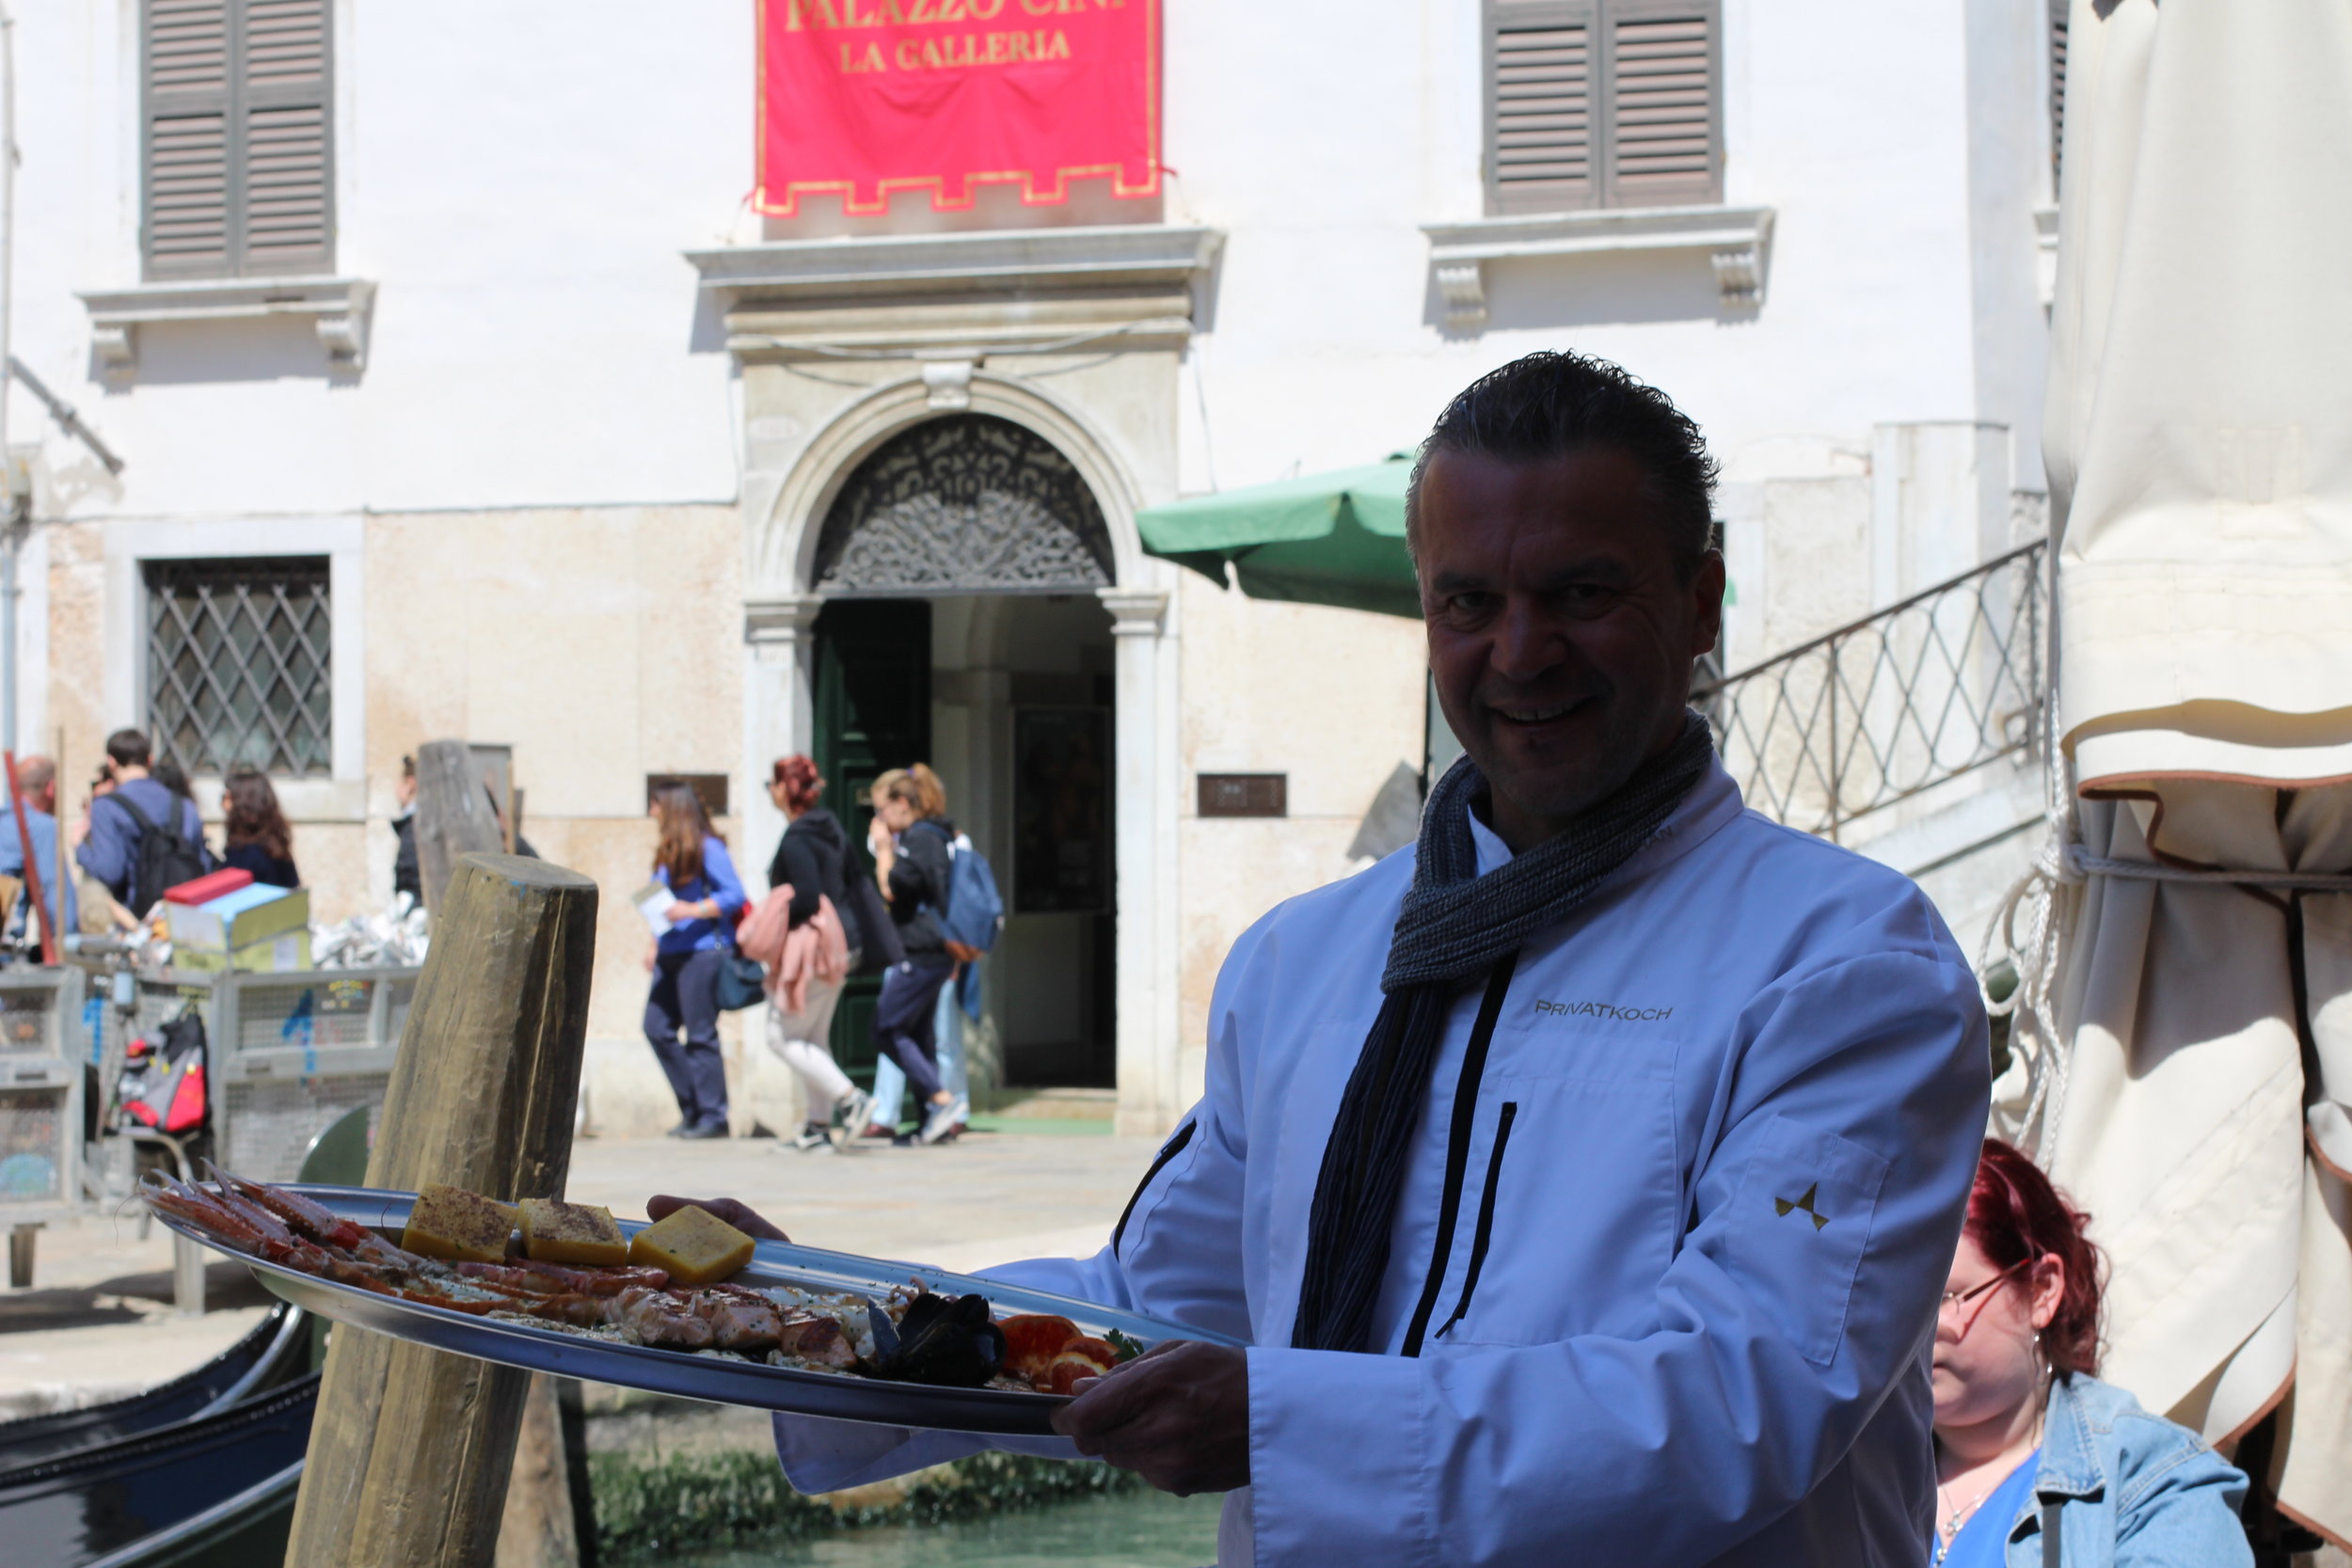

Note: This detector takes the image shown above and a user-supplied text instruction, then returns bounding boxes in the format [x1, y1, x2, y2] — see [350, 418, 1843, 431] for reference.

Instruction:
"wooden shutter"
[142, 0, 233, 277]
[1601, 0, 1719, 207]
[140, 0, 332, 280]
[237, 0, 333, 275]
[1486, 0, 1598, 214]
[1486, 0, 1719, 215]
[2048, 0, 2069, 186]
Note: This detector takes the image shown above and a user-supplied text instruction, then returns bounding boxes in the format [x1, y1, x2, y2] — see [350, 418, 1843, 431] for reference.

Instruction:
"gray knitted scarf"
[1290, 710, 1715, 1354]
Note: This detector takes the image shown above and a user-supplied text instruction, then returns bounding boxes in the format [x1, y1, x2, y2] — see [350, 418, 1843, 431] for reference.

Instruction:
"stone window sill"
[1420, 205, 1775, 331]
[77, 277, 376, 372]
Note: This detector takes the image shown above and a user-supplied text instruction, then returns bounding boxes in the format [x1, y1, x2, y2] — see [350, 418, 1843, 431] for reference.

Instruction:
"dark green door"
[812, 599, 931, 1088]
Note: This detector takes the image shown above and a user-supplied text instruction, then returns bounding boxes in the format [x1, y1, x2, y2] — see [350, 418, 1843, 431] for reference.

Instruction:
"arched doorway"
[808, 416, 1123, 1104]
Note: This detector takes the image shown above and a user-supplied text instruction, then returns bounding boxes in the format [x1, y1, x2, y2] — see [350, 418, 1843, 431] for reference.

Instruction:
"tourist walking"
[643, 782, 744, 1139]
[760, 755, 871, 1150]
[220, 768, 300, 888]
[868, 764, 966, 1146]
[73, 729, 211, 914]
[0, 755, 78, 944]
[1930, 1138, 2249, 1566]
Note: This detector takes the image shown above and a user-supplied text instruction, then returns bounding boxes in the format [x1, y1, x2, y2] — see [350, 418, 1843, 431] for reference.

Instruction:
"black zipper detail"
[1401, 951, 1519, 1357]
[1111, 1118, 1198, 1258]
[1435, 1101, 1518, 1341]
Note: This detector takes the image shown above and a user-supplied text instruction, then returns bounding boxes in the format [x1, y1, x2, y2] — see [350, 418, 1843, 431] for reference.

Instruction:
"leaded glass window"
[145, 556, 330, 776]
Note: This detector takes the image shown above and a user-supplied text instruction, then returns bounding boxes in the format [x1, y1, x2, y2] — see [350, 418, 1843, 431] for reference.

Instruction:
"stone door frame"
[740, 371, 1184, 1135]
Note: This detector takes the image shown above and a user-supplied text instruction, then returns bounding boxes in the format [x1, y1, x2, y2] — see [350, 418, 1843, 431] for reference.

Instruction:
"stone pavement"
[0, 1126, 1163, 1421]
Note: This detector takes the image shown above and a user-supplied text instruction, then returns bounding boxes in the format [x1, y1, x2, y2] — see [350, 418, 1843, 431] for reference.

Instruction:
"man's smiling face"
[1417, 444, 1724, 850]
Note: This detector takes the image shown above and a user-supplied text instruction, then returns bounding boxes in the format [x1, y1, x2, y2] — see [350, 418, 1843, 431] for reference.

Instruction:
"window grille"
[1485, 0, 1722, 215]
[141, 0, 334, 280]
[145, 557, 332, 777]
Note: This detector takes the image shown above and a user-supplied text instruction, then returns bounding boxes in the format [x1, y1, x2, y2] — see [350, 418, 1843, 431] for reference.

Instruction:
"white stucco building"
[3, 0, 2062, 1135]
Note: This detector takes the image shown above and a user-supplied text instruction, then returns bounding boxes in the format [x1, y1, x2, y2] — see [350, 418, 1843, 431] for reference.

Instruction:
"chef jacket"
[775, 759, 1991, 1565]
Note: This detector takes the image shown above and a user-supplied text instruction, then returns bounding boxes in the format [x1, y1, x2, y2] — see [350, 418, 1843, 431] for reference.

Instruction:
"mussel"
[866, 1291, 1006, 1387]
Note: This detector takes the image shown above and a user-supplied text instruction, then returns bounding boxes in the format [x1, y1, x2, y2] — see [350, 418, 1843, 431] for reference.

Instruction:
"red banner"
[755, 0, 1160, 216]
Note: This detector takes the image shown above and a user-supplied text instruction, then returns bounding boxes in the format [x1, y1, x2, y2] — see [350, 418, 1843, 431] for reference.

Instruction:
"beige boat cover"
[2038, 0, 2352, 1544]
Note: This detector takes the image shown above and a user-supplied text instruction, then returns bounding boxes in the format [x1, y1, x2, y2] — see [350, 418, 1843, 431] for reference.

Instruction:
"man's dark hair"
[1405, 350, 1720, 582]
[104, 728, 151, 768]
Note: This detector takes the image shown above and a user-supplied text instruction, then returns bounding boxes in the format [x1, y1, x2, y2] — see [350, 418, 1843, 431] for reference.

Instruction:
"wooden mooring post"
[283, 852, 598, 1568]
[414, 739, 508, 915]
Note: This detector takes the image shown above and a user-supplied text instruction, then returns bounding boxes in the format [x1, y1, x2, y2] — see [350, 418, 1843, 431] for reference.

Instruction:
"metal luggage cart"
[209, 967, 415, 1183]
[0, 966, 87, 1286]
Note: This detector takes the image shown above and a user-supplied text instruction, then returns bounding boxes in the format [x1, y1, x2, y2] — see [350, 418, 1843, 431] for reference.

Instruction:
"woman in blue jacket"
[643, 783, 744, 1139]
[1931, 1139, 2249, 1566]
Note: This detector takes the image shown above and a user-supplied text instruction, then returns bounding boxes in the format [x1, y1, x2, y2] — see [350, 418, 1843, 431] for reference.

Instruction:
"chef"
[697, 349, 1991, 1565]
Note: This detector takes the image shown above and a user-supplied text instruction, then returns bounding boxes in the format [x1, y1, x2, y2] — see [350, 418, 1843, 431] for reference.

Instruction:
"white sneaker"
[833, 1088, 874, 1145]
[789, 1122, 834, 1152]
[917, 1094, 969, 1146]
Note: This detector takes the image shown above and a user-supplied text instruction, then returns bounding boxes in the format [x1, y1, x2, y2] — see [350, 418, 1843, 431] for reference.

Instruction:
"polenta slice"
[629, 1204, 755, 1287]
[517, 1197, 629, 1267]
[402, 1183, 517, 1264]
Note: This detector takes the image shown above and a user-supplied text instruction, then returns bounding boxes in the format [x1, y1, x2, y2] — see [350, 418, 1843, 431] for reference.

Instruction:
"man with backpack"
[75, 729, 214, 917]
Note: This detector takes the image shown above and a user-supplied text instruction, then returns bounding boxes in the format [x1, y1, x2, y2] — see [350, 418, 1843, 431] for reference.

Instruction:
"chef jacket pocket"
[1438, 1065, 1681, 1345]
[1724, 1114, 1890, 1368]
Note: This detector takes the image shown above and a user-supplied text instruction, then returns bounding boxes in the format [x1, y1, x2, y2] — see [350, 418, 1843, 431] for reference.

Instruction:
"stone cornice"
[690, 226, 1221, 361]
[686, 224, 1222, 301]
[744, 594, 825, 645]
[1421, 205, 1774, 330]
[1098, 586, 1169, 636]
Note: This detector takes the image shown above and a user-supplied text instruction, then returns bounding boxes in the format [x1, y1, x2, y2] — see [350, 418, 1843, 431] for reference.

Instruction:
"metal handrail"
[1693, 538, 2047, 843]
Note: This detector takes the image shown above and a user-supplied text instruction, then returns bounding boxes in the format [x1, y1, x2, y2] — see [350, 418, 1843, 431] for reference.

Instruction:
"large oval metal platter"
[151, 1183, 1240, 1435]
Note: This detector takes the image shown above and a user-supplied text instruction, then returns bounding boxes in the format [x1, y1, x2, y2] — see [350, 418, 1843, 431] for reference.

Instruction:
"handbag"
[714, 941, 768, 1012]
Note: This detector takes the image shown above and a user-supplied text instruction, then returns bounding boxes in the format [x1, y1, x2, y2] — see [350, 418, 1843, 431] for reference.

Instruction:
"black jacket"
[886, 817, 954, 958]
[223, 841, 300, 889]
[768, 808, 863, 957]
[392, 814, 421, 899]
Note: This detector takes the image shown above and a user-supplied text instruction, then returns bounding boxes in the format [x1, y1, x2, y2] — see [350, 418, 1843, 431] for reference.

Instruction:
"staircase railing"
[1692, 539, 2047, 843]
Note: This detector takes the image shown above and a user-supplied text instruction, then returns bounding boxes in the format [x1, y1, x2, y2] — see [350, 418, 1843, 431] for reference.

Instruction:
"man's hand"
[1049, 1340, 1249, 1497]
[645, 1194, 790, 1242]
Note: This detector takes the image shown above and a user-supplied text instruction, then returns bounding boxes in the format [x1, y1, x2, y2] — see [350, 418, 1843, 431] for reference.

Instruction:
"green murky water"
[673, 1488, 1221, 1566]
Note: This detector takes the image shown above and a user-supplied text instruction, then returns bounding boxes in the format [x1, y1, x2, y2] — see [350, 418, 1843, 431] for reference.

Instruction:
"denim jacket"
[1994, 1372, 2250, 1567]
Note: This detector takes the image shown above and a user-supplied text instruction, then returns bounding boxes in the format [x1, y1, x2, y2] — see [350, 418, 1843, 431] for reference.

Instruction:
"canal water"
[674, 1488, 1221, 1566]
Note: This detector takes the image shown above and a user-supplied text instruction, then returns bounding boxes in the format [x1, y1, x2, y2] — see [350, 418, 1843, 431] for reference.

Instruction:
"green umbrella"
[1136, 454, 1421, 619]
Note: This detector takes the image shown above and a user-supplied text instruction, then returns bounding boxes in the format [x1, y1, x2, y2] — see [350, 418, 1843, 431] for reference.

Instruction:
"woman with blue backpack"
[866, 764, 969, 1146]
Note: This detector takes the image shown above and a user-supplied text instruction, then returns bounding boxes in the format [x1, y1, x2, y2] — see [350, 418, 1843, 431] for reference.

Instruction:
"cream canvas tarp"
[2029, 0, 2352, 1545]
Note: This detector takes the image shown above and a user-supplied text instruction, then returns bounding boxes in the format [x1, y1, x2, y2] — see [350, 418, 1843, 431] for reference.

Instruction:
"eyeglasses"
[1938, 1257, 2030, 1336]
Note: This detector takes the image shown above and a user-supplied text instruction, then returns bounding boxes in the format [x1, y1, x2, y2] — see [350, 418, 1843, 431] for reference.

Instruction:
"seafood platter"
[143, 1167, 1236, 1435]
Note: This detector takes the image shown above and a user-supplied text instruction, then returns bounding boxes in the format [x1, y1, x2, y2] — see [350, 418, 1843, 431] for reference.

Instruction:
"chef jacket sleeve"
[1243, 942, 1990, 1566]
[771, 919, 1264, 1497]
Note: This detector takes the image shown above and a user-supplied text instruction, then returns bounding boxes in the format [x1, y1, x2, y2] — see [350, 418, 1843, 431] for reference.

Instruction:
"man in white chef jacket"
[679, 350, 1990, 1565]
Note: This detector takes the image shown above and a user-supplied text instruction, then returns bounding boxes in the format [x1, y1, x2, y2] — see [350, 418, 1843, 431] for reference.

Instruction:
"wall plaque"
[1197, 773, 1286, 818]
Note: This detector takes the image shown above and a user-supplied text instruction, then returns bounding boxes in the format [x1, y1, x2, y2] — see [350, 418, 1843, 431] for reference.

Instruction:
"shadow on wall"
[1425, 247, 1754, 338]
[97, 315, 360, 389]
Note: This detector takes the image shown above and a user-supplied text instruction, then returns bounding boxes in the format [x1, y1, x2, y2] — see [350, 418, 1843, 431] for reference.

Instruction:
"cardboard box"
[172, 927, 313, 974]
[165, 884, 310, 954]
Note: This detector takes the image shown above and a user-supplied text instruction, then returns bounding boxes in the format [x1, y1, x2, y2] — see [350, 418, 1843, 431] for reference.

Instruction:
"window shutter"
[1485, 0, 1720, 216]
[1601, 0, 1720, 207]
[139, 0, 331, 281]
[2048, 0, 2069, 186]
[142, 0, 233, 278]
[237, 0, 333, 276]
[1487, 0, 1599, 214]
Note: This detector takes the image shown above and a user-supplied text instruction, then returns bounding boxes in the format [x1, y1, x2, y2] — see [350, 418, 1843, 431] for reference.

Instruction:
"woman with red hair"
[1931, 1138, 2249, 1565]
[764, 755, 870, 1150]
